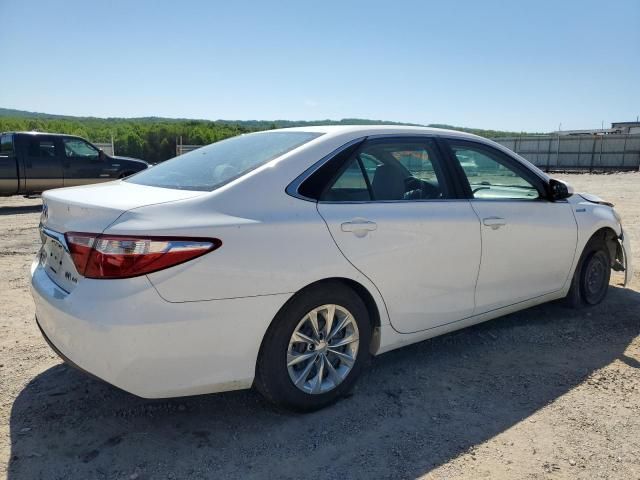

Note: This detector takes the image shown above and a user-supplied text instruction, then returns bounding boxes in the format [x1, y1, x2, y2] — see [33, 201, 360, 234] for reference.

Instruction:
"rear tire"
[255, 282, 371, 412]
[566, 237, 611, 308]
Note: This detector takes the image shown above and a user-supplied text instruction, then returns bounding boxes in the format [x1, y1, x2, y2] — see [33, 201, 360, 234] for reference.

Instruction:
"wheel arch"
[583, 226, 621, 269]
[256, 277, 383, 374]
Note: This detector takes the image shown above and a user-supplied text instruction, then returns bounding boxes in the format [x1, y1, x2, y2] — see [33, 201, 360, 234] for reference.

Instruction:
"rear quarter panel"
[104, 153, 391, 328]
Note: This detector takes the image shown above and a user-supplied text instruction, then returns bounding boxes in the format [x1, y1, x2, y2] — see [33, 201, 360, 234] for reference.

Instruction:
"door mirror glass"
[548, 178, 573, 201]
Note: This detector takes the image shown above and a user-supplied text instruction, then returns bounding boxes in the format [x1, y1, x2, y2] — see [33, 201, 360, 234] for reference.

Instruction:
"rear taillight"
[65, 232, 221, 279]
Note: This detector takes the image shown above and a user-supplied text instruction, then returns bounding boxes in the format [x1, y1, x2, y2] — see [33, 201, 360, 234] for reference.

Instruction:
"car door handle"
[341, 219, 377, 235]
[482, 217, 506, 230]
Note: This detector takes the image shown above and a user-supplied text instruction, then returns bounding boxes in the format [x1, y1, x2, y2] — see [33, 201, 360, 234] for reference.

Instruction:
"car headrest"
[371, 164, 406, 200]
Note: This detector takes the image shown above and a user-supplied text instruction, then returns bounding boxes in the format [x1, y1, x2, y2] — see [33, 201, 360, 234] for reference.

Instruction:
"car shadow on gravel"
[0, 205, 42, 216]
[8, 286, 640, 479]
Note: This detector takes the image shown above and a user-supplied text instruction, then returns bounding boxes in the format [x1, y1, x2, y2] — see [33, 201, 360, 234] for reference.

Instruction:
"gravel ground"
[1, 173, 639, 480]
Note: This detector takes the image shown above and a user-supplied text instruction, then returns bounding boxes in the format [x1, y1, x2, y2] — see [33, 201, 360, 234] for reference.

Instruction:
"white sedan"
[32, 126, 633, 411]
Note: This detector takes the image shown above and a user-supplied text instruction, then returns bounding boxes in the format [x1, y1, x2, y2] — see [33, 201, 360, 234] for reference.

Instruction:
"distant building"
[552, 121, 640, 136]
[611, 121, 640, 134]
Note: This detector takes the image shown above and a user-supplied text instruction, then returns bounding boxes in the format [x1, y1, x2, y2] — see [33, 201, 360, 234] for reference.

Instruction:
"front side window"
[321, 138, 447, 202]
[128, 131, 322, 191]
[64, 138, 99, 160]
[449, 141, 541, 200]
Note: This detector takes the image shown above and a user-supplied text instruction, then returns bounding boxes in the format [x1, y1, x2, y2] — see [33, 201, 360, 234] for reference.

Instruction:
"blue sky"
[1, 0, 638, 132]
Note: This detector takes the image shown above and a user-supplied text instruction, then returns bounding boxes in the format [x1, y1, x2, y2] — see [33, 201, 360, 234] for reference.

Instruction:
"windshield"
[126, 131, 322, 191]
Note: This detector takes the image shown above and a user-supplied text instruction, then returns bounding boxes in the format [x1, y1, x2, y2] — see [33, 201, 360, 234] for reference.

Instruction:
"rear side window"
[27, 138, 57, 158]
[323, 157, 371, 201]
[320, 138, 448, 202]
[127, 131, 322, 191]
[0, 134, 13, 154]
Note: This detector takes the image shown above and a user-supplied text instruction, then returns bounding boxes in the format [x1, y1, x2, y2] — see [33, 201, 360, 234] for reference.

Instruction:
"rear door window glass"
[27, 139, 57, 158]
[127, 131, 322, 191]
[322, 139, 447, 201]
[323, 157, 371, 201]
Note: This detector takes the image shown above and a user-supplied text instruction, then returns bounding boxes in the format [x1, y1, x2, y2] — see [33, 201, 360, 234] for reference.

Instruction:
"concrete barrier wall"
[491, 134, 640, 171]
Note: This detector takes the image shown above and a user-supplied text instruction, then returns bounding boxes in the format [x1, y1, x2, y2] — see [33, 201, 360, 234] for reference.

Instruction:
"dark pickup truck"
[0, 132, 148, 196]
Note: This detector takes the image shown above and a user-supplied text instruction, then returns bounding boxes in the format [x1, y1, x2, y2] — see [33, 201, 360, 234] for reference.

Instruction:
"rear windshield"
[126, 131, 322, 191]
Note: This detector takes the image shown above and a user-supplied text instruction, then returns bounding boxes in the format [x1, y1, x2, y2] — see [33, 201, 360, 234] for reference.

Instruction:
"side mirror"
[548, 178, 573, 201]
[98, 149, 106, 161]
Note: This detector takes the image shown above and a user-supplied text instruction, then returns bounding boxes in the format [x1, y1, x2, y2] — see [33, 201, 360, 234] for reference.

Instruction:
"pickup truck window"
[28, 139, 58, 158]
[0, 134, 13, 153]
[64, 138, 99, 159]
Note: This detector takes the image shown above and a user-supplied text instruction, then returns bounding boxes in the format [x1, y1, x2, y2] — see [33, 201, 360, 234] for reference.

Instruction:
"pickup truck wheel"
[118, 171, 134, 179]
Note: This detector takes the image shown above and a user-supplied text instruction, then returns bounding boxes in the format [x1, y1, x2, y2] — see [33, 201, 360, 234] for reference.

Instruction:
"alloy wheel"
[286, 304, 359, 395]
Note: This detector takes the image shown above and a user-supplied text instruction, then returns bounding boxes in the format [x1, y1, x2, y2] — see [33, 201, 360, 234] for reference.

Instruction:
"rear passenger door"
[24, 135, 64, 192]
[316, 136, 482, 334]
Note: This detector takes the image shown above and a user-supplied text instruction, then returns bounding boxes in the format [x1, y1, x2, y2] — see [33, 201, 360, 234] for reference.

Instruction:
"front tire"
[566, 237, 611, 308]
[255, 283, 371, 412]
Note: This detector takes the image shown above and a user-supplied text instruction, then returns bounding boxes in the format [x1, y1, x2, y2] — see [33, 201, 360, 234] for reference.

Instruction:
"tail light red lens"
[65, 233, 221, 279]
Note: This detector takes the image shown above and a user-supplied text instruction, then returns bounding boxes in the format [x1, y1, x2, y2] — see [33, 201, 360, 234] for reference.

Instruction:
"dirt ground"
[0, 173, 639, 480]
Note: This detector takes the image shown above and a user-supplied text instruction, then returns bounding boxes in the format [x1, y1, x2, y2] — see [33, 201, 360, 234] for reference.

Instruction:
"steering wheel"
[421, 181, 442, 199]
[404, 177, 442, 199]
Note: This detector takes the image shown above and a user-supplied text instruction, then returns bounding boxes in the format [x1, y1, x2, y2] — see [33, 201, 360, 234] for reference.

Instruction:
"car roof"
[267, 124, 486, 140]
[1, 131, 83, 138]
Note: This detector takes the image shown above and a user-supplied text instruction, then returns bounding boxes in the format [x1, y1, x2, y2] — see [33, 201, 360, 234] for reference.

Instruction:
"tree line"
[0, 110, 532, 163]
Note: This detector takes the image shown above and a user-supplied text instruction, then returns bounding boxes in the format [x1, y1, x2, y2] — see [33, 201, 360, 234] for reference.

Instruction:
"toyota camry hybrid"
[32, 126, 633, 411]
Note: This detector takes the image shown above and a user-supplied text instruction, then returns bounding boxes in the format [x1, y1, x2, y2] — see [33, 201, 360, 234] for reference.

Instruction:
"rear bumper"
[31, 260, 291, 398]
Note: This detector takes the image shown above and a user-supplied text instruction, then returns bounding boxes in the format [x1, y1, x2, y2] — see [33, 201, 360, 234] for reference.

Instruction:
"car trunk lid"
[40, 181, 205, 233]
[38, 181, 207, 292]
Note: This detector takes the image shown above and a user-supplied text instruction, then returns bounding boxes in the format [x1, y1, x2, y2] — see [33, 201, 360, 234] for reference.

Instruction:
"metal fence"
[176, 144, 203, 156]
[170, 133, 640, 172]
[176, 136, 203, 156]
[490, 134, 640, 172]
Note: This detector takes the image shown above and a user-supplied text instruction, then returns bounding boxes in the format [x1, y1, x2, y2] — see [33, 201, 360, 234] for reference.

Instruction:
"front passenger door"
[444, 139, 577, 313]
[62, 138, 109, 187]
